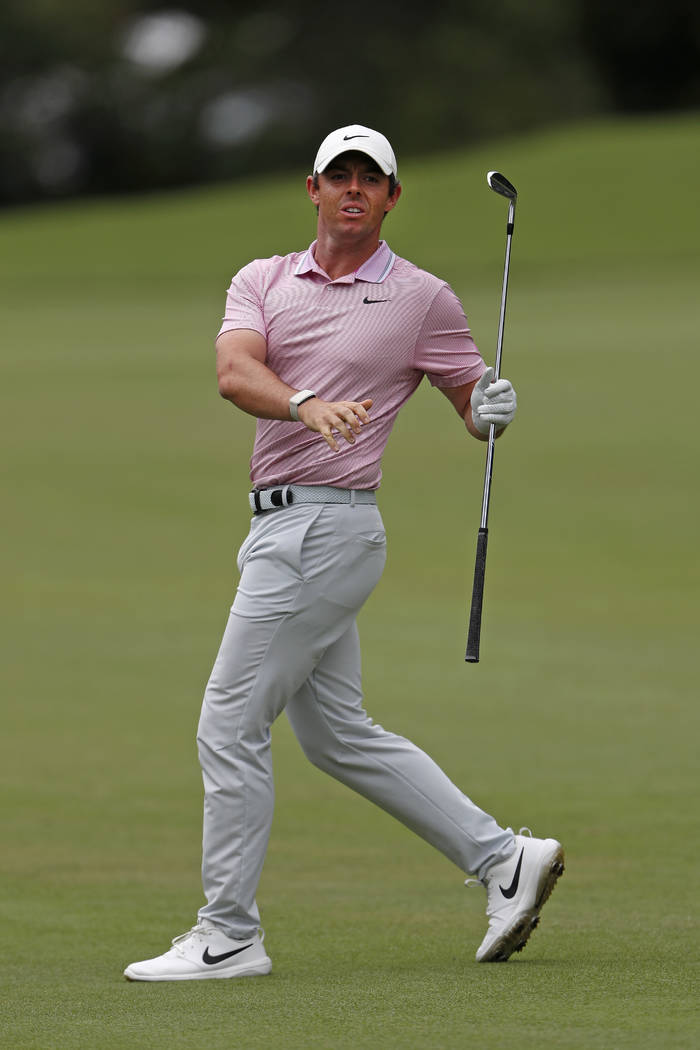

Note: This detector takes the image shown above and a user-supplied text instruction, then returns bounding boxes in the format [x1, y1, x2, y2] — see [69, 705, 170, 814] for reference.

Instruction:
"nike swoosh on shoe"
[202, 944, 253, 965]
[499, 847, 524, 899]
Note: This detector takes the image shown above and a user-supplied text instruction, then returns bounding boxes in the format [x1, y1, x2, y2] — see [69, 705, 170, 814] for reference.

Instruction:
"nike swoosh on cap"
[202, 943, 253, 965]
[343, 135, 370, 141]
[499, 847, 524, 899]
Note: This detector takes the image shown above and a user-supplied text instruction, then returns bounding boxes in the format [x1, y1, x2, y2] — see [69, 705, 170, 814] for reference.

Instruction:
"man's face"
[306, 152, 401, 239]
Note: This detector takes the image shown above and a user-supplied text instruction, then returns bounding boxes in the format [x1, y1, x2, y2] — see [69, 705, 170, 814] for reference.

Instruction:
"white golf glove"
[470, 367, 517, 434]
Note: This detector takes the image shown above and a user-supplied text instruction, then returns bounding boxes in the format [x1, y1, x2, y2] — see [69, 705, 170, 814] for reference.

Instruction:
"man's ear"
[383, 182, 402, 215]
[306, 174, 320, 206]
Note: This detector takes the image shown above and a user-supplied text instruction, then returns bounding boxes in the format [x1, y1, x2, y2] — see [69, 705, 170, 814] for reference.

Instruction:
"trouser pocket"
[233, 506, 324, 619]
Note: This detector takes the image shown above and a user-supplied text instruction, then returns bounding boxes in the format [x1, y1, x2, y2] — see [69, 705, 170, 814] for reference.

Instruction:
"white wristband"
[289, 389, 317, 421]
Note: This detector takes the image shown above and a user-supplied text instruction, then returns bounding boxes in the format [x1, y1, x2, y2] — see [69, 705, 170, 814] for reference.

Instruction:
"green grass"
[2, 112, 698, 1049]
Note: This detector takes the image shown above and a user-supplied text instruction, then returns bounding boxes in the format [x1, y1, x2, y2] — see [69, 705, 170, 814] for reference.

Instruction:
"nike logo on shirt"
[202, 943, 253, 965]
[363, 296, 390, 304]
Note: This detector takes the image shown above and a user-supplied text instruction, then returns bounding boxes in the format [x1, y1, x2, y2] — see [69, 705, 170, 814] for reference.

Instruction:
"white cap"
[313, 124, 397, 178]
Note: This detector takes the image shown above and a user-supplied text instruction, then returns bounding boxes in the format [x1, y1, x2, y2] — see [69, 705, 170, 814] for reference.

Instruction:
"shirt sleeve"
[217, 260, 268, 340]
[414, 283, 486, 388]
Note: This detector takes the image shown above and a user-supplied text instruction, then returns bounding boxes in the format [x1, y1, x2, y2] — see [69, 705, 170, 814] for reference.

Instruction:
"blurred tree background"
[1, 0, 698, 206]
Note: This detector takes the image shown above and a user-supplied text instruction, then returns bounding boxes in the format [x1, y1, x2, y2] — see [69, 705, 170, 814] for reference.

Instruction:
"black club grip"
[465, 527, 488, 663]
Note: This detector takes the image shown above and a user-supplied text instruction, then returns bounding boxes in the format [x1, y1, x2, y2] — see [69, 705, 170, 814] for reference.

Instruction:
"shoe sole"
[478, 843, 565, 963]
[124, 958, 272, 982]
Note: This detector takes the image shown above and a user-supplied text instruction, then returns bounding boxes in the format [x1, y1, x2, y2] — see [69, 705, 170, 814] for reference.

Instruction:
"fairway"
[2, 114, 698, 1049]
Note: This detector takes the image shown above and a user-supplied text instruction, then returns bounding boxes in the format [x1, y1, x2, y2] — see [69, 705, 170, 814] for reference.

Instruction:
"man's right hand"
[298, 397, 373, 452]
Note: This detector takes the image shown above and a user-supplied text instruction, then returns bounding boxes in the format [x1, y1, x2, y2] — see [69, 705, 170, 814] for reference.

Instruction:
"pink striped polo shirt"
[217, 240, 486, 489]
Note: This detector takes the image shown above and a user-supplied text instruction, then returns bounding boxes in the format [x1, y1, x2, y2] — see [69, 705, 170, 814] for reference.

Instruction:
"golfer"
[125, 125, 563, 980]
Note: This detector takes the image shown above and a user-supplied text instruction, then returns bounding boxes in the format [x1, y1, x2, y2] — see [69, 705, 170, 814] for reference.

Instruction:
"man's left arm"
[415, 284, 517, 439]
[440, 368, 518, 440]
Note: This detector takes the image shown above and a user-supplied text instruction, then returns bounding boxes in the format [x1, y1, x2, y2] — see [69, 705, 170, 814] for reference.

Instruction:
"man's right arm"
[216, 328, 296, 420]
[216, 329, 373, 452]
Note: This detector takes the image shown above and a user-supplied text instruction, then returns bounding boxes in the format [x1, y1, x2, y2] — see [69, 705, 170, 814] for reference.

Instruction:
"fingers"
[477, 408, 515, 425]
[357, 398, 373, 419]
[470, 371, 517, 434]
[478, 397, 516, 417]
[476, 379, 517, 427]
[474, 367, 494, 395]
[325, 403, 369, 449]
[321, 427, 340, 452]
[322, 411, 355, 450]
[299, 398, 373, 452]
[482, 378, 513, 400]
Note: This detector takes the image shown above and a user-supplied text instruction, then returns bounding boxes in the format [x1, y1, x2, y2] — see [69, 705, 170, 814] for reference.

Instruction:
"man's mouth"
[341, 206, 364, 215]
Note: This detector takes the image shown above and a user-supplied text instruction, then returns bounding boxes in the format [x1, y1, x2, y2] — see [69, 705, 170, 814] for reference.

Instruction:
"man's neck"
[312, 231, 381, 281]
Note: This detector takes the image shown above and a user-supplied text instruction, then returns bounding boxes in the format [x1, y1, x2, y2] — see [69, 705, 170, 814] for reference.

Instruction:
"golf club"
[465, 170, 518, 663]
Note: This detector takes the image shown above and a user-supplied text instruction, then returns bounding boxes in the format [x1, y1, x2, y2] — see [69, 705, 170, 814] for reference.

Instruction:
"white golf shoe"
[473, 829, 565, 962]
[124, 920, 272, 981]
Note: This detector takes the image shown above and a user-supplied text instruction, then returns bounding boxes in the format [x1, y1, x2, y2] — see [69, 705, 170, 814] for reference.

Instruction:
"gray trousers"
[196, 503, 514, 939]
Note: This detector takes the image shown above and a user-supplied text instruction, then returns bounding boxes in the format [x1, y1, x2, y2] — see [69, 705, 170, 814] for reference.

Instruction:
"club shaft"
[479, 199, 514, 531]
[493, 200, 514, 382]
[466, 196, 516, 662]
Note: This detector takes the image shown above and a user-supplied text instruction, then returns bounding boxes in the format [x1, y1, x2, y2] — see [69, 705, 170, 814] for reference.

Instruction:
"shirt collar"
[294, 240, 396, 284]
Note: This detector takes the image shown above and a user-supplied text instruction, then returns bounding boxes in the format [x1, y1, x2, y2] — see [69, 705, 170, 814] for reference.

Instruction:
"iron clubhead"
[487, 171, 517, 200]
